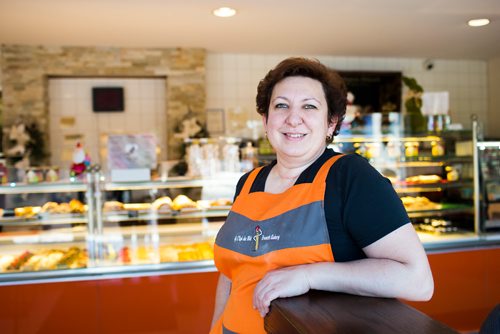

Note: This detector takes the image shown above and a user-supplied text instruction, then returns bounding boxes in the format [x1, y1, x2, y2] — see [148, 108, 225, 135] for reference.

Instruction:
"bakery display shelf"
[0, 259, 216, 286]
[478, 141, 500, 148]
[102, 209, 229, 223]
[371, 156, 472, 168]
[0, 214, 87, 227]
[407, 203, 473, 219]
[394, 180, 473, 193]
[483, 177, 500, 183]
[486, 199, 500, 205]
[103, 177, 209, 191]
[0, 230, 88, 246]
[335, 134, 443, 143]
[101, 221, 223, 238]
[0, 180, 86, 195]
[373, 160, 445, 168]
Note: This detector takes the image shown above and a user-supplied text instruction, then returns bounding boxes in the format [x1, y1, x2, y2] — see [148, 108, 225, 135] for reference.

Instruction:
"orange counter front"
[406, 245, 500, 333]
[0, 271, 219, 334]
[0, 242, 498, 334]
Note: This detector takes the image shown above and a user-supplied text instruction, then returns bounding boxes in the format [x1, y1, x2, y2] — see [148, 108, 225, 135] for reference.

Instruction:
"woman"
[210, 57, 433, 334]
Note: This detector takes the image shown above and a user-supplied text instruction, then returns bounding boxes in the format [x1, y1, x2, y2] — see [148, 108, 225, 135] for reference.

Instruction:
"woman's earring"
[326, 134, 333, 142]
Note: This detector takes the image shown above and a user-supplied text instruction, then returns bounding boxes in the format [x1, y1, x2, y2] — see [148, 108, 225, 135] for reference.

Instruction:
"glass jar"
[404, 142, 419, 158]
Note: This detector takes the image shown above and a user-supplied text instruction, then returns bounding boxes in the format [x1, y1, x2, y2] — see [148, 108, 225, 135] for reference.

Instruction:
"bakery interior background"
[0, 0, 499, 167]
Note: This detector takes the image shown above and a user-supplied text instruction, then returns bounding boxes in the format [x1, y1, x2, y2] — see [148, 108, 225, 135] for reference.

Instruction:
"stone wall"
[0, 44, 206, 161]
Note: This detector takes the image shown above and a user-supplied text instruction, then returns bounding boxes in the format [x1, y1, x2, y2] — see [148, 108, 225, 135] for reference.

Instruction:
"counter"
[265, 290, 459, 334]
[1, 131, 499, 333]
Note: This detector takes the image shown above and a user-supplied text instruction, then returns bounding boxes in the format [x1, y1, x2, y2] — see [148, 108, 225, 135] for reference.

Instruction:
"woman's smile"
[283, 132, 307, 140]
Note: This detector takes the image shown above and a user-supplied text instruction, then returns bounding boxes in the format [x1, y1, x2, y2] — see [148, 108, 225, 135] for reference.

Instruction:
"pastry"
[103, 201, 124, 212]
[401, 196, 441, 211]
[151, 196, 173, 212]
[69, 199, 85, 213]
[172, 195, 198, 211]
[7, 251, 34, 270]
[123, 203, 152, 211]
[14, 206, 41, 218]
[210, 198, 232, 207]
[21, 250, 65, 271]
[56, 247, 87, 269]
[41, 202, 59, 213]
[0, 255, 15, 272]
[159, 246, 179, 262]
[405, 174, 442, 184]
[55, 202, 72, 214]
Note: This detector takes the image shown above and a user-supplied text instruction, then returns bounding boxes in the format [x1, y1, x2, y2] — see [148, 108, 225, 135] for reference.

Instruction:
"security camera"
[423, 59, 435, 71]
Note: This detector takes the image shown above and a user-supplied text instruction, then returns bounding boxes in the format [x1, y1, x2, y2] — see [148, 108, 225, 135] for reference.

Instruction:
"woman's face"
[263, 76, 335, 163]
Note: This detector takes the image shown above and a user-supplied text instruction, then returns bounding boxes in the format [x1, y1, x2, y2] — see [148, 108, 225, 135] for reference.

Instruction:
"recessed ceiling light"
[468, 18, 490, 27]
[213, 7, 237, 18]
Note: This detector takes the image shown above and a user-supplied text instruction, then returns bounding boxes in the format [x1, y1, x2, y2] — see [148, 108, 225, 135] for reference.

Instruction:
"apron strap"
[240, 167, 265, 196]
[312, 154, 345, 185]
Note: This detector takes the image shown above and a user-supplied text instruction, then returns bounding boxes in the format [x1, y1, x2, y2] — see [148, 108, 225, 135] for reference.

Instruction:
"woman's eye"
[275, 103, 288, 109]
[304, 104, 317, 109]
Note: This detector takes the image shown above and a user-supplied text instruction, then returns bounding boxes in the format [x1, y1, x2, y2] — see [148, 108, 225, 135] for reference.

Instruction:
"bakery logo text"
[233, 234, 280, 242]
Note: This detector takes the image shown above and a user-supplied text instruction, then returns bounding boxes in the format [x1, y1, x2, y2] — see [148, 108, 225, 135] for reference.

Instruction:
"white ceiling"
[1, 0, 500, 60]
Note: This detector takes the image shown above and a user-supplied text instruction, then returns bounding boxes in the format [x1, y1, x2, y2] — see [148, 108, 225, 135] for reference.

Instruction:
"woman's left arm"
[252, 223, 433, 317]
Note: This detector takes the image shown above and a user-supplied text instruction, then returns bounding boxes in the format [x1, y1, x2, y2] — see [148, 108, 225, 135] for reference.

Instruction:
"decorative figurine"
[70, 142, 91, 177]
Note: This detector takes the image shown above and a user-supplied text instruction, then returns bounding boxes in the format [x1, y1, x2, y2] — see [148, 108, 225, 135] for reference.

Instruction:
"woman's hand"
[252, 265, 311, 317]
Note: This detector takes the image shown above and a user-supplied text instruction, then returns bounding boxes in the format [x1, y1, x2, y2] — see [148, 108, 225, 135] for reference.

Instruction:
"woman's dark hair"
[256, 57, 347, 138]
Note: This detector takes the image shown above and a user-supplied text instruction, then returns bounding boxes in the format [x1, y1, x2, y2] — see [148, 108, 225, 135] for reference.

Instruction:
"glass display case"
[0, 171, 241, 284]
[331, 129, 477, 240]
[0, 178, 90, 281]
[478, 141, 500, 232]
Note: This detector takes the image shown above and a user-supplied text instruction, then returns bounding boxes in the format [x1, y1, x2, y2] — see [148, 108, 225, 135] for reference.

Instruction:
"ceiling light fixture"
[213, 7, 236, 18]
[467, 18, 490, 27]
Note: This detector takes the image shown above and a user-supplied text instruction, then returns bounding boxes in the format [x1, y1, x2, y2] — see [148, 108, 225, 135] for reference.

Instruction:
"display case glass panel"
[478, 141, 500, 232]
[331, 131, 475, 236]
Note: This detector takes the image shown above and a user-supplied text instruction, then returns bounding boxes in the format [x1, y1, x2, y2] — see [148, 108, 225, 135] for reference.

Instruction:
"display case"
[0, 172, 241, 285]
[477, 140, 500, 232]
[331, 130, 477, 242]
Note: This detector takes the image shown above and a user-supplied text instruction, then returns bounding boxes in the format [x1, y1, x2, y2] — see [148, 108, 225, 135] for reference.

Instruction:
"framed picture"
[206, 108, 226, 136]
[107, 134, 157, 169]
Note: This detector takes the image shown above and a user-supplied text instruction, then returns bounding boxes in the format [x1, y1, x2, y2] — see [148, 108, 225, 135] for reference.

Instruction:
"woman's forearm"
[307, 224, 433, 301]
[211, 273, 232, 328]
[306, 257, 433, 301]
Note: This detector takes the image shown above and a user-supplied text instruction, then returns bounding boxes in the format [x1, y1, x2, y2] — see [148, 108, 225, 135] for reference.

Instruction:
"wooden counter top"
[264, 290, 459, 334]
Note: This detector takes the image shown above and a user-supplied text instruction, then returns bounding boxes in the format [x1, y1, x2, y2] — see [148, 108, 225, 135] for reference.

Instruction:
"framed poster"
[107, 134, 157, 169]
[206, 108, 225, 136]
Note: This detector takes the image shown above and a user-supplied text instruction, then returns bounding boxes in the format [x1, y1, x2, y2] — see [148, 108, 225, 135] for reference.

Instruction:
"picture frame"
[206, 108, 226, 136]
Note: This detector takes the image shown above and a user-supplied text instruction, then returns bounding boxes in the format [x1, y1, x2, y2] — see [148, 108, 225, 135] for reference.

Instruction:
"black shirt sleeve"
[325, 154, 410, 262]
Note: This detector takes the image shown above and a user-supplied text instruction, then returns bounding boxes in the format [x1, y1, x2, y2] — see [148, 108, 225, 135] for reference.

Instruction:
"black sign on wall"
[339, 71, 402, 113]
[92, 87, 125, 112]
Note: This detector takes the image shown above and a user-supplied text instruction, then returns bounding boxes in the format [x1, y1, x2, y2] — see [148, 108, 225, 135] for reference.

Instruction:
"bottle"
[431, 141, 445, 157]
[241, 142, 258, 172]
[0, 159, 8, 184]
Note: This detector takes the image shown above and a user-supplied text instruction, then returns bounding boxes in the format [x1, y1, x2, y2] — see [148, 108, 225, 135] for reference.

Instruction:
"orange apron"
[210, 155, 343, 334]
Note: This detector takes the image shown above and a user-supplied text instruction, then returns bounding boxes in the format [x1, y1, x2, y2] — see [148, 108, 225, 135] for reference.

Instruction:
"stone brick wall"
[0, 44, 206, 161]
